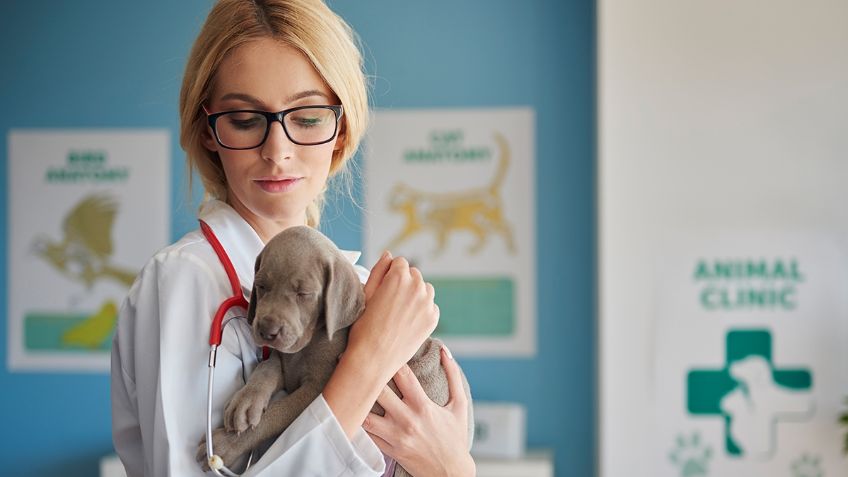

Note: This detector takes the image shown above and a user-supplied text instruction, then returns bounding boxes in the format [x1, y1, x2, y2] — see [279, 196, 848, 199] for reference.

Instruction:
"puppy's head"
[246, 226, 364, 353]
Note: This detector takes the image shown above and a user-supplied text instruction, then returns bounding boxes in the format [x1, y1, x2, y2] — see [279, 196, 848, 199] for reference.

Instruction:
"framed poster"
[7, 130, 169, 372]
[364, 108, 535, 357]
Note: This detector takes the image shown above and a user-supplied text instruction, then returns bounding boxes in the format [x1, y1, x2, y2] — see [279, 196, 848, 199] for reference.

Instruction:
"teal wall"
[0, 1, 595, 475]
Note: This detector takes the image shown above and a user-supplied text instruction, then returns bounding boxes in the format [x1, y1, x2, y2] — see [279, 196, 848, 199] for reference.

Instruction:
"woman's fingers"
[391, 364, 428, 408]
[375, 384, 405, 416]
[366, 429, 393, 454]
[361, 350, 474, 476]
[409, 265, 422, 283]
[388, 256, 410, 284]
[441, 346, 468, 413]
[350, 253, 441, 389]
[364, 251, 392, 301]
[363, 412, 394, 446]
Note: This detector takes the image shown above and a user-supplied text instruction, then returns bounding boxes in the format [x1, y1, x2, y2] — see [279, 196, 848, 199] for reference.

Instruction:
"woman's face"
[204, 38, 342, 235]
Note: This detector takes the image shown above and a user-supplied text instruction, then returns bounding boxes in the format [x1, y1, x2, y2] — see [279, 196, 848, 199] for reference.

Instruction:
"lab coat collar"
[197, 199, 362, 297]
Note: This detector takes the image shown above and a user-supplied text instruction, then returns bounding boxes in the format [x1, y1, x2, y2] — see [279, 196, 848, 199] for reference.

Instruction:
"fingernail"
[442, 345, 453, 360]
[386, 250, 393, 260]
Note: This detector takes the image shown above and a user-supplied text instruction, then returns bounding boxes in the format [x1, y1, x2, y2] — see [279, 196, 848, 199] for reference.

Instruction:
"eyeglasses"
[205, 105, 344, 150]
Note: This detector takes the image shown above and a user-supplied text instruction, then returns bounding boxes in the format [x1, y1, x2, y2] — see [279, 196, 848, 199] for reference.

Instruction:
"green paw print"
[791, 453, 824, 477]
[669, 431, 712, 477]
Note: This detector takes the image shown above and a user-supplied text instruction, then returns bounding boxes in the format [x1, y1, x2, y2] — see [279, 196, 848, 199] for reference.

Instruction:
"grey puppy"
[198, 226, 473, 476]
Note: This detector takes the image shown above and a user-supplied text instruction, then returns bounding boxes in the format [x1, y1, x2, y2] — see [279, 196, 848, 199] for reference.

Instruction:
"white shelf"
[474, 450, 554, 477]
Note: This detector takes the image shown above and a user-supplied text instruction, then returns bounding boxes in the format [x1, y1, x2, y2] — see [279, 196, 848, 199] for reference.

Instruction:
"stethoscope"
[200, 220, 267, 476]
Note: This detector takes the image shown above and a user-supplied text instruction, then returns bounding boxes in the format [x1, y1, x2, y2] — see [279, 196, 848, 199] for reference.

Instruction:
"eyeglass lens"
[215, 107, 338, 148]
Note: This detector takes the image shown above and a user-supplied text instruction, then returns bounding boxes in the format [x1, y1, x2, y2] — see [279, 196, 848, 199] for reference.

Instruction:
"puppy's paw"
[196, 427, 250, 472]
[224, 385, 272, 433]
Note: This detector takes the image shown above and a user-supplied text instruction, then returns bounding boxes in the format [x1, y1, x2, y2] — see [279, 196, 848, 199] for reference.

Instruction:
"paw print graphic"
[668, 431, 712, 477]
[791, 453, 824, 477]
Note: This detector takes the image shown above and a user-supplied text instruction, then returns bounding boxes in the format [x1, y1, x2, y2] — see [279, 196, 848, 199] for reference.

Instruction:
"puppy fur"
[198, 226, 473, 476]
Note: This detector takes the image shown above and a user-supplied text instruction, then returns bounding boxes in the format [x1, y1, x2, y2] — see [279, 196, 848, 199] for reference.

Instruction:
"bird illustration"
[32, 194, 137, 289]
[62, 300, 118, 349]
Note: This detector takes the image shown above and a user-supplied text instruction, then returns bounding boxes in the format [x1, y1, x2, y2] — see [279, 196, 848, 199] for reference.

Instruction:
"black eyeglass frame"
[205, 104, 344, 150]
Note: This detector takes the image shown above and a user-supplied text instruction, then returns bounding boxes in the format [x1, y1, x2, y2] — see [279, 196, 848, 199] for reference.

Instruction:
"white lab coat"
[111, 199, 385, 477]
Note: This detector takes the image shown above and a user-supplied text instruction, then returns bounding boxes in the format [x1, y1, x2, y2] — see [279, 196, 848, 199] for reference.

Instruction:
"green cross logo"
[687, 329, 813, 459]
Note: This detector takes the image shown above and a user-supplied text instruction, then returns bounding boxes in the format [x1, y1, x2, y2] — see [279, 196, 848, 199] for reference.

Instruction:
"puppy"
[198, 226, 473, 476]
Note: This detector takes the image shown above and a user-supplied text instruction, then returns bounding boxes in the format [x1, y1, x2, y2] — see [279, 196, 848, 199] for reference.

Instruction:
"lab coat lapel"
[198, 199, 265, 298]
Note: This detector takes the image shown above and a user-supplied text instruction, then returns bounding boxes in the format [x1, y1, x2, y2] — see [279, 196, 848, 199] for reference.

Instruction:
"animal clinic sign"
[694, 258, 803, 311]
[650, 234, 848, 476]
[363, 108, 536, 357]
[7, 130, 169, 372]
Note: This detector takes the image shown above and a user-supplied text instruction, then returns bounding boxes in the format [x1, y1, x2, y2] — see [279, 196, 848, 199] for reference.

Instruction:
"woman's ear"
[200, 104, 219, 152]
[333, 122, 346, 152]
[202, 125, 218, 152]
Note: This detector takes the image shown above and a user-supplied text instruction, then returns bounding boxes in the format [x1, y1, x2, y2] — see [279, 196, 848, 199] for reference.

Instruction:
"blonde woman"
[110, 0, 474, 475]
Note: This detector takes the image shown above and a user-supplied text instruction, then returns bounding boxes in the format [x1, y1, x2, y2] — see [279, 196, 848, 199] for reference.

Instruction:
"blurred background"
[0, 1, 593, 476]
[2, 1, 847, 477]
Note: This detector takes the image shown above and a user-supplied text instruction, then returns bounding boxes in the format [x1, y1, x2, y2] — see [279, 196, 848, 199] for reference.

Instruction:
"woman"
[110, 0, 474, 475]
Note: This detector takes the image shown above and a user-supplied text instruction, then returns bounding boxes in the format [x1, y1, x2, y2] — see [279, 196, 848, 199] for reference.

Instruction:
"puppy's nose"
[257, 318, 282, 342]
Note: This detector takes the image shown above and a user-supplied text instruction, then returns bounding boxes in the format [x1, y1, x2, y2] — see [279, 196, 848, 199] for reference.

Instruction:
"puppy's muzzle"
[255, 315, 300, 348]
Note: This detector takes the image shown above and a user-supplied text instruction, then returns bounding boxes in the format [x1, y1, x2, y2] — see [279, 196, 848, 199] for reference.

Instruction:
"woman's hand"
[323, 251, 441, 439]
[349, 251, 440, 382]
[363, 347, 475, 477]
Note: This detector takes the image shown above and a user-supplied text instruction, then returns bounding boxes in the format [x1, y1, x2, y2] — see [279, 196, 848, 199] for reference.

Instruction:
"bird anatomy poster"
[363, 108, 535, 357]
[7, 130, 169, 372]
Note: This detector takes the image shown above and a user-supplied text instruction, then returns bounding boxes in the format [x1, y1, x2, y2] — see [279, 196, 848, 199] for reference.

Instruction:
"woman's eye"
[224, 113, 264, 130]
[296, 291, 314, 298]
[291, 116, 322, 128]
[231, 118, 262, 130]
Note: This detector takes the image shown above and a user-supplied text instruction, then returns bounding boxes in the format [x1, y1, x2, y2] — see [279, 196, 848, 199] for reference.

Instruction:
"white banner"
[599, 0, 848, 475]
[7, 130, 170, 372]
[364, 108, 536, 356]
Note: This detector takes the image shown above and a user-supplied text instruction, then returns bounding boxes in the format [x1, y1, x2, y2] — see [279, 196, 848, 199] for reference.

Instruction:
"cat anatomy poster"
[364, 108, 536, 357]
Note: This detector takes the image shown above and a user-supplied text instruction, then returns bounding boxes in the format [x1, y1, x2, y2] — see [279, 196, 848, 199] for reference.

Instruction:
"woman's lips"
[255, 177, 302, 193]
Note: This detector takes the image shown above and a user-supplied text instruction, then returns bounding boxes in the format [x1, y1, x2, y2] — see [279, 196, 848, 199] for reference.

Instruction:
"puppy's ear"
[324, 254, 365, 341]
[247, 251, 263, 326]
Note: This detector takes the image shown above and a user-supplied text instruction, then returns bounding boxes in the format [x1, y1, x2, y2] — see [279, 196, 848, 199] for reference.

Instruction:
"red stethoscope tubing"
[199, 219, 264, 476]
[200, 220, 249, 347]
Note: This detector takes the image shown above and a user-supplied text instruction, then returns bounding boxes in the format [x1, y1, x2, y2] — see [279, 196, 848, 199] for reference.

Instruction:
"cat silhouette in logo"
[385, 133, 516, 257]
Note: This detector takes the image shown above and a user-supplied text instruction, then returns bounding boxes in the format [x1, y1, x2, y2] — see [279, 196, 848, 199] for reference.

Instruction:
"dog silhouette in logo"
[720, 355, 813, 458]
[385, 133, 516, 257]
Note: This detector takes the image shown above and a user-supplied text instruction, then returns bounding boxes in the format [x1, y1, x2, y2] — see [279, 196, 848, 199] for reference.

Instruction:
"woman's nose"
[260, 120, 294, 162]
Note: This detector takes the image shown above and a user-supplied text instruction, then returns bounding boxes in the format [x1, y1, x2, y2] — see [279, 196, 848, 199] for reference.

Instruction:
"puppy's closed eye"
[295, 290, 316, 300]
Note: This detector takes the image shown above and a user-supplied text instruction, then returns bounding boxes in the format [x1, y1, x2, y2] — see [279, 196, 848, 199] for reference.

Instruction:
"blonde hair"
[179, 0, 368, 227]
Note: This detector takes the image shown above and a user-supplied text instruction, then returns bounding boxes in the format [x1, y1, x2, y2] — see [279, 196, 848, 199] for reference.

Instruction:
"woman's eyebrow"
[218, 92, 264, 106]
[218, 90, 330, 108]
[286, 89, 330, 103]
